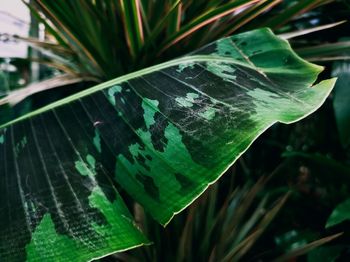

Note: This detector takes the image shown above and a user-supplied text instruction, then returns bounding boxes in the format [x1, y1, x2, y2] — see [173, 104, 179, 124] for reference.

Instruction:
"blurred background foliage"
[1, 0, 350, 261]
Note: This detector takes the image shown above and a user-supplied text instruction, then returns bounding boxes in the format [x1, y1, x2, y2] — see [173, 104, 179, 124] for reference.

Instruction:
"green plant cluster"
[0, 0, 350, 261]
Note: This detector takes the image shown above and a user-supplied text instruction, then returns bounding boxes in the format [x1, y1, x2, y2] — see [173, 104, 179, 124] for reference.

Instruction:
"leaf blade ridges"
[0, 28, 335, 261]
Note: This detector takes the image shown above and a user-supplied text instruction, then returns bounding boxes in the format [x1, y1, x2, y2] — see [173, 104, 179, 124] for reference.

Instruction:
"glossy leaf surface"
[327, 198, 350, 228]
[0, 29, 335, 261]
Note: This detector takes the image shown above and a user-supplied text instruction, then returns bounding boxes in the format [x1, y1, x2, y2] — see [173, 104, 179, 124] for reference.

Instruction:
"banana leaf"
[0, 28, 335, 261]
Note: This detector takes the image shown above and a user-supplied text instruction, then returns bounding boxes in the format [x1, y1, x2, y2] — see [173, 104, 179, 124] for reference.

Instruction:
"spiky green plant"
[0, 1, 345, 261]
[113, 173, 340, 262]
[2, 0, 348, 106]
[15, 0, 336, 80]
[122, 176, 290, 262]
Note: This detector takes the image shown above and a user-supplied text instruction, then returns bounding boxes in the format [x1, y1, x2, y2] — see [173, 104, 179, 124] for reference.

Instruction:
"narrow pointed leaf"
[142, 0, 181, 50]
[296, 41, 350, 60]
[166, 0, 182, 36]
[119, 0, 145, 58]
[159, 0, 260, 53]
[0, 28, 335, 261]
[221, 0, 282, 37]
[274, 233, 343, 262]
[279, 21, 346, 40]
[0, 74, 98, 106]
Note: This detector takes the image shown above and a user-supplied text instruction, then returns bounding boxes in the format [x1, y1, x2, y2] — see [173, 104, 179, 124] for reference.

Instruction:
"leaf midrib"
[0, 54, 321, 129]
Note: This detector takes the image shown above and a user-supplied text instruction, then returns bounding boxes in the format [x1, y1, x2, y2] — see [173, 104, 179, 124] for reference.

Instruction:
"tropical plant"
[115, 172, 340, 262]
[0, 27, 336, 261]
[1, 0, 343, 105]
[2, 0, 350, 261]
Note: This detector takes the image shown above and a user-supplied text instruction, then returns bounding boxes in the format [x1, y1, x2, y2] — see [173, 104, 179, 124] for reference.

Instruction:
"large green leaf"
[0, 28, 335, 261]
[327, 198, 350, 228]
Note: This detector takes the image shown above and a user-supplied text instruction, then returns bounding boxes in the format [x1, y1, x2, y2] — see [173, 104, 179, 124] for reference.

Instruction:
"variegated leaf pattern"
[0, 28, 335, 261]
